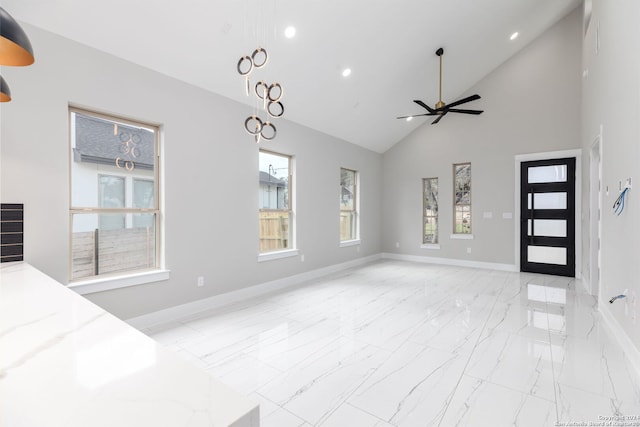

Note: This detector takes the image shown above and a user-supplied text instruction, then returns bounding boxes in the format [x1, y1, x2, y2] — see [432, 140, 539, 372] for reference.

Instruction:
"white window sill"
[420, 243, 441, 249]
[69, 269, 171, 295]
[339, 239, 361, 248]
[258, 249, 300, 262]
[450, 234, 474, 240]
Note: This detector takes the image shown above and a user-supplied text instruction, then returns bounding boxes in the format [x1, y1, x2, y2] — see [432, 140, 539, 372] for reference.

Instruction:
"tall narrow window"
[259, 150, 292, 253]
[453, 163, 472, 234]
[340, 168, 358, 242]
[423, 177, 438, 244]
[70, 108, 160, 281]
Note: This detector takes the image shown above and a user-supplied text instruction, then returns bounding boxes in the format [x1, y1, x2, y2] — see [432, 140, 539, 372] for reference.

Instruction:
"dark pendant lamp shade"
[0, 7, 34, 66]
[0, 75, 11, 102]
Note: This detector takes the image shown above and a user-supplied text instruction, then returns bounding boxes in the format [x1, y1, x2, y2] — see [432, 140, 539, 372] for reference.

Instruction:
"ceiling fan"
[397, 47, 483, 125]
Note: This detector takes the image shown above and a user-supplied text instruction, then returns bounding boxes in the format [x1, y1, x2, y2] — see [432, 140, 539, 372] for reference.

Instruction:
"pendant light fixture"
[0, 75, 11, 102]
[237, 0, 285, 143]
[0, 6, 35, 103]
[0, 7, 34, 66]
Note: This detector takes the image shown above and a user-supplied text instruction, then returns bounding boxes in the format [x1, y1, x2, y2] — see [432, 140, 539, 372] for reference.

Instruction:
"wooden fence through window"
[259, 211, 289, 252]
[71, 227, 155, 280]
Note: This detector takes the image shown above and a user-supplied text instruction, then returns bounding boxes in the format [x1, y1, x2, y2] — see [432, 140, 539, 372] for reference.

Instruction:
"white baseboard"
[599, 302, 640, 381]
[381, 252, 518, 272]
[126, 254, 381, 330]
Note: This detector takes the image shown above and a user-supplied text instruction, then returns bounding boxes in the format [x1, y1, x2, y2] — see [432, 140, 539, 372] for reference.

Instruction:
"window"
[423, 177, 438, 244]
[453, 163, 472, 234]
[340, 168, 358, 242]
[70, 108, 159, 281]
[259, 150, 292, 253]
[98, 175, 125, 230]
[133, 178, 154, 228]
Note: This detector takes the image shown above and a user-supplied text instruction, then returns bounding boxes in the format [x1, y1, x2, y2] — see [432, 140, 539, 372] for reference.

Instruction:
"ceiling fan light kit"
[397, 47, 483, 124]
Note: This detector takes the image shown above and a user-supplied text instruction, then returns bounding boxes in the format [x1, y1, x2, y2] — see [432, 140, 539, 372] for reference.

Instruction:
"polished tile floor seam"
[146, 260, 640, 427]
[545, 285, 563, 423]
[435, 279, 506, 426]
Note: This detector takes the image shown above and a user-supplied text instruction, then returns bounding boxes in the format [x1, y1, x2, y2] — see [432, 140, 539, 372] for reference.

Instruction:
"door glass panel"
[528, 219, 567, 237]
[528, 246, 567, 265]
[528, 192, 567, 210]
[528, 165, 567, 183]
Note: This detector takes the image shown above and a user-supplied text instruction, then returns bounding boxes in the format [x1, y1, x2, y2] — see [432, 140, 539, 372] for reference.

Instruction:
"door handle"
[530, 191, 534, 244]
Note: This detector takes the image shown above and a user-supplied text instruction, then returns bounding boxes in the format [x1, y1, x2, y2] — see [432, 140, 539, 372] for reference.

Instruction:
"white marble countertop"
[0, 262, 259, 427]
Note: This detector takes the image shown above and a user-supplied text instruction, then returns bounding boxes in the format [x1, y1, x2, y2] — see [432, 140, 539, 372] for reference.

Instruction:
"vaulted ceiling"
[3, 0, 581, 152]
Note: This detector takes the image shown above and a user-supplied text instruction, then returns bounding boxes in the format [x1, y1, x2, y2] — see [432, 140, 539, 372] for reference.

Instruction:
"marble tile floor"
[145, 260, 640, 427]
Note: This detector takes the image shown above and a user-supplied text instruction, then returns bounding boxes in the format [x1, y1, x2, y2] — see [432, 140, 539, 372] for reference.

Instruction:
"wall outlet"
[197, 276, 204, 287]
[467, 247, 472, 254]
[300, 255, 305, 262]
[396, 242, 400, 248]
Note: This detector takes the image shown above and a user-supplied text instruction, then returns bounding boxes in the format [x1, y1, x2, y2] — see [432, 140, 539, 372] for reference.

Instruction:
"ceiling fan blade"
[437, 94, 481, 111]
[431, 113, 447, 125]
[447, 108, 483, 115]
[413, 100, 436, 113]
[396, 113, 436, 119]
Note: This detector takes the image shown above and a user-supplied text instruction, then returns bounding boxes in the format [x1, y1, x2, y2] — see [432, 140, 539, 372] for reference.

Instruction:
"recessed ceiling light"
[342, 68, 352, 77]
[510, 32, 519, 41]
[284, 26, 296, 38]
[406, 116, 413, 122]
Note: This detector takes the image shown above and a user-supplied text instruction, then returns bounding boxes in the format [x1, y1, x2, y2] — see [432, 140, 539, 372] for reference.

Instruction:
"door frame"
[514, 149, 582, 278]
[589, 134, 602, 296]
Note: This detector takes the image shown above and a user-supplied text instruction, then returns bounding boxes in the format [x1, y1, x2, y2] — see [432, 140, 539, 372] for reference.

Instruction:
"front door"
[520, 158, 576, 277]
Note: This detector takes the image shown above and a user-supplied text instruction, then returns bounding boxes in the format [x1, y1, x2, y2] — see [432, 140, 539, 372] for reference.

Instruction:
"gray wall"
[0, 25, 382, 319]
[381, 8, 582, 266]
[581, 0, 640, 352]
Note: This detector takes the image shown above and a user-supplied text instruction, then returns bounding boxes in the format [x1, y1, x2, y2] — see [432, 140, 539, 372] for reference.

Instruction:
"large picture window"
[70, 108, 160, 281]
[423, 177, 438, 244]
[259, 150, 292, 253]
[340, 168, 359, 242]
[453, 163, 472, 234]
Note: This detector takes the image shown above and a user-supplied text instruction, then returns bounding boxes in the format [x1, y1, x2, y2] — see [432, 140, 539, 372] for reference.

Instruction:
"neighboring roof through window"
[73, 113, 155, 170]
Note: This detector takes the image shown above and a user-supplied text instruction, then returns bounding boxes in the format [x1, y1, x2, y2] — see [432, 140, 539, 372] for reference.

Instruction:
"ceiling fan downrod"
[436, 47, 445, 110]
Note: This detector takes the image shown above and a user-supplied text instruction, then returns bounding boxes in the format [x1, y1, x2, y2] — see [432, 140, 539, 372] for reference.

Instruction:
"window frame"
[258, 149, 294, 256]
[68, 106, 163, 285]
[453, 162, 472, 236]
[339, 167, 359, 244]
[422, 177, 439, 246]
